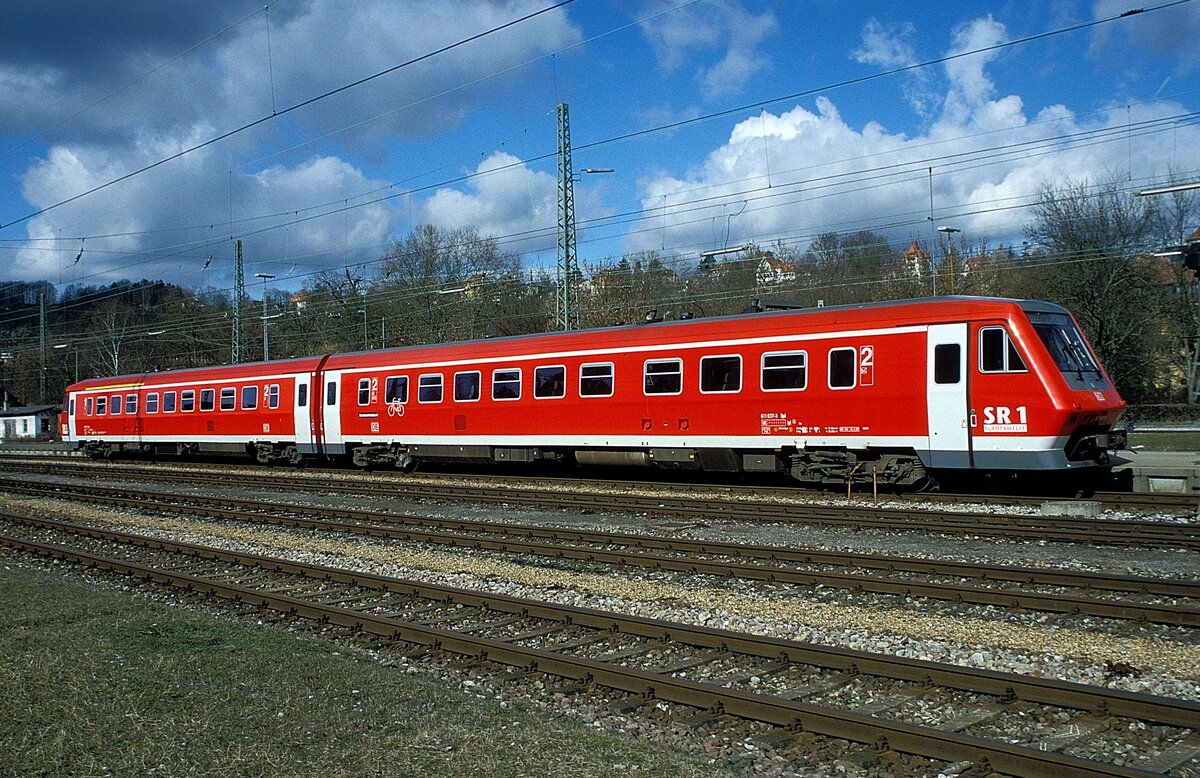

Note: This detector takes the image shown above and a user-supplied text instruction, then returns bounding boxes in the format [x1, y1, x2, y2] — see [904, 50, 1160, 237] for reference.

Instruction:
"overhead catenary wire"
[0, 0, 576, 231]
[0, 0, 1183, 250]
[0, 2, 1195, 336]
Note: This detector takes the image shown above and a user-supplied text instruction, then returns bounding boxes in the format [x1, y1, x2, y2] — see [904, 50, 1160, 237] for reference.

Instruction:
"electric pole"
[232, 240, 245, 364]
[556, 102, 578, 331]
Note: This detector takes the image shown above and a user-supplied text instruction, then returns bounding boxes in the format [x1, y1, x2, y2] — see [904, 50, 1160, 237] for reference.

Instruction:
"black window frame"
[385, 375, 409, 404]
[761, 350, 808, 391]
[579, 362, 614, 398]
[418, 374, 443, 404]
[491, 368, 521, 401]
[699, 354, 742, 394]
[533, 365, 566, 399]
[643, 358, 683, 396]
[454, 370, 481, 402]
[934, 343, 962, 385]
[828, 347, 857, 390]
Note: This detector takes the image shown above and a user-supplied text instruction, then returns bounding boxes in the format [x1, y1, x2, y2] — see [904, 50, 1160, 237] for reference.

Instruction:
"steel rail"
[0, 464, 1196, 549]
[2, 456, 1196, 514]
[2, 519, 1195, 777]
[3, 480, 1196, 627]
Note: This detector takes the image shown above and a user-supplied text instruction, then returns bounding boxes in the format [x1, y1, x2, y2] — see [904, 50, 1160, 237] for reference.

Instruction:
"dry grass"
[0, 557, 724, 777]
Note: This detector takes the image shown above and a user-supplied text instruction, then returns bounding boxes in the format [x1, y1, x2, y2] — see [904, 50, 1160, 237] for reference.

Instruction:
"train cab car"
[321, 296, 1125, 488]
[62, 356, 322, 463]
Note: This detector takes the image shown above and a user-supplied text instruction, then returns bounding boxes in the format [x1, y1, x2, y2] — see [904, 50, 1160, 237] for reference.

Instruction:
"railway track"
[3, 512, 1198, 778]
[5, 478, 1198, 628]
[2, 460, 1197, 550]
[0, 456, 1193, 513]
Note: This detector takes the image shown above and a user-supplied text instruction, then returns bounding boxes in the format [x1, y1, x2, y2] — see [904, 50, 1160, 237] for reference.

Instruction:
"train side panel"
[66, 358, 321, 461]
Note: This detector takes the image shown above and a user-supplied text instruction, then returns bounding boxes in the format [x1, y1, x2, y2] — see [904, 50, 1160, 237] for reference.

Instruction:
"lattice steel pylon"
[555, 102, 578, 331]
[232, 239, 245, 364]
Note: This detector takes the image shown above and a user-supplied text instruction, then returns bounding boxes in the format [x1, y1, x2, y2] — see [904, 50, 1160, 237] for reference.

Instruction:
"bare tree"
[1024, 177, 1177, 401]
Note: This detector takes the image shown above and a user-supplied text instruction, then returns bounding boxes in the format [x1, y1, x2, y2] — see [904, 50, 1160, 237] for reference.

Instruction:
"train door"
[926, 323, 972, 468]
[64, 391, 77, 442]
[294, 374, 315, 453]
[321, 371, 343, 455]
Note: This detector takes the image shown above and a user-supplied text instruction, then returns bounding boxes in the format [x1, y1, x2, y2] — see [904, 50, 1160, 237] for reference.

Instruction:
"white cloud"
[852, 18, 917, 68]
[420, 152, 558, 254]
[631, 16, 1200, 260]
[640, 0, 778, 99]
[14, 137, 397, 289]
[2, 0, 581, 285]
[852, 18, 936, 118]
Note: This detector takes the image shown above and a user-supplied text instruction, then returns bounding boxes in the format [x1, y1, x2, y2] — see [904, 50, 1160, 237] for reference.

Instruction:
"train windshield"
[1029, 313, 1102, 380]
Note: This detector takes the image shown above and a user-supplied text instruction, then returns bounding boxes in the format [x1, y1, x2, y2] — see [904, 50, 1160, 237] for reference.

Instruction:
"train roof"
[329, 295, 1063, 359]
[64, 296, 1066, 392]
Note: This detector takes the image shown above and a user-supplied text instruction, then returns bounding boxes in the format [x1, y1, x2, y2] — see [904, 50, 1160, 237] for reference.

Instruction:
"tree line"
[1, 177, 1196, 411]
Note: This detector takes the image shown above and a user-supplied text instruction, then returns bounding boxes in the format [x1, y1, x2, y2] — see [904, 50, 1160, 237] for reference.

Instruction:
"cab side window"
[979, 327, 1028, 373]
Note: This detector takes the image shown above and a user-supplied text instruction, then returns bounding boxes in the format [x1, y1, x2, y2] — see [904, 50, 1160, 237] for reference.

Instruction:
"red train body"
[60, 297, 1126, 488]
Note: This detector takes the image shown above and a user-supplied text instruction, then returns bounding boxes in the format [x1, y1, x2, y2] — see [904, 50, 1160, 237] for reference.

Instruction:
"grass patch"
[0, 558, 724, 777]
[1128, 430, 1200, 452]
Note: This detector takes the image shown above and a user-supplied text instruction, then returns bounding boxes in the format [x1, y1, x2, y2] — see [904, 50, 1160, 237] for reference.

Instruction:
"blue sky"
[1, 0, 1197, 294]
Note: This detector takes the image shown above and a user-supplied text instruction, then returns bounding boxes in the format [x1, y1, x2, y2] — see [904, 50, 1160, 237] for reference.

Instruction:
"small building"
[756, 255, 797, 286]
[0, 404, 60, 441]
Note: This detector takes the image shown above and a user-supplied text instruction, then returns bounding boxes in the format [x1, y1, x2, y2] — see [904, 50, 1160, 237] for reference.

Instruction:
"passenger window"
[385, 376, 409, 404]
[146, 393, 159, 414]
[357, 378, 371, 406]
[70, 398, 75, 415]
[297, 384, 308, 408]
[181, 390, 195, 412]
[268, 384, 280, 408]
[85, 397, 94, 415]
[110, 394, 122, 415]
[492, 369, 521, 401]
[454, 371, 481, 402]
[418, 374, 443, 403]
[163, 391, 177, 413]
[699, 355, 741, 393]
[96, 396, 107, 415]
[125, 394, 137, 414]
[979, 327, 1028, 373]
[580, 363, 614, 397]
[828, 348, 857, 389]
[200, 389, 215, 411]
[935, 343, 962, 384]
[242, 386, 258, 410]
[534, 366, 566, 399]
[325, 381, 337, 405]
[219, 387, 236, 411]
[644, 359, 683, 395]
[762, 351, 807, 391]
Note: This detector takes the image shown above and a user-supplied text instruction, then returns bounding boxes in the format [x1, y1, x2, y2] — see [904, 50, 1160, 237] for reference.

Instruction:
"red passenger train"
[60, 296, 1127, 489]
